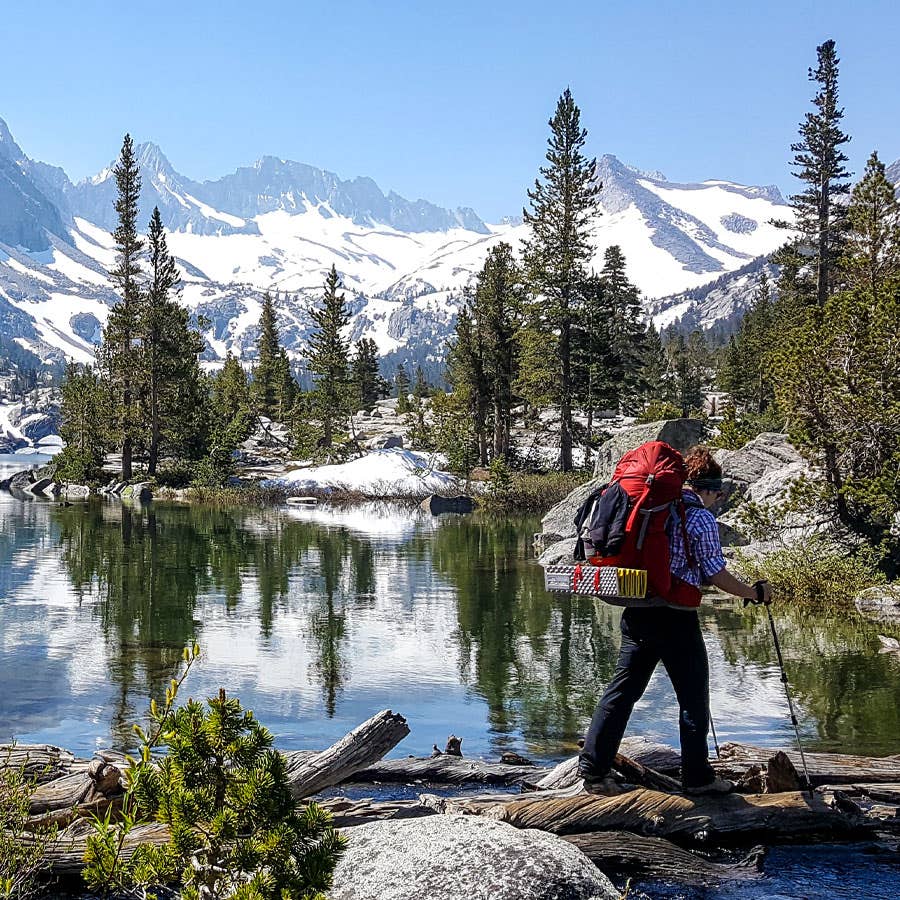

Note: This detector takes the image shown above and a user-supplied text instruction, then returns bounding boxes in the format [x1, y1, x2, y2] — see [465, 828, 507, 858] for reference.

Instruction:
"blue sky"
[1, 0, 898, 221]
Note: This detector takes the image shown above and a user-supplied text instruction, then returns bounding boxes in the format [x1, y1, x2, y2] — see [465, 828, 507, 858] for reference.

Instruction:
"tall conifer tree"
[350, 338, 386, 410]
[471, 243, 525, 459]
[842, 151, 900, 301]
[308, 266, 350, 447]
[522, 88, 601, 471]
[780, 39, 852, 307]
[100, 134, 144, 479]
[140, 207, 203, 474]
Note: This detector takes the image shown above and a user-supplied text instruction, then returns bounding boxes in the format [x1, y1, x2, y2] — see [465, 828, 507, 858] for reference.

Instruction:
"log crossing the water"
[6, 727, 900, 884]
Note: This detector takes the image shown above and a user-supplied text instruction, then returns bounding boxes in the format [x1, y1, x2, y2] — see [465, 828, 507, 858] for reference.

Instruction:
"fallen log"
[441, 787, 870, 844]
[0, 744, 86, 783]
[319, 796, 436, 828]
[281, 709, 410, 799]
[528, 737, 682, 792]
[715, 742, 900, 787]
[348, 755, 544, 786]
[33, 819, 170, 878]
[563, 831, 765, 886]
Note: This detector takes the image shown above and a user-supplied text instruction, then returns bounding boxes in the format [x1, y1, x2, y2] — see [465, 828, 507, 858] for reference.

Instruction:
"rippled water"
[2, 455, 899, 898]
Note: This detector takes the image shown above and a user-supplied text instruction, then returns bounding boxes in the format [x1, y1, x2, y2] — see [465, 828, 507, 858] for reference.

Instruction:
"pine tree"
[308, 265, 350, 447]
[350, 338, 387, 410]
[251, 293, 282, 419]
[394, 365, 411, 413]
[56, 362, 108, 483]
[719, 272, 775, 416]
[99, 134, 144, 480]
[470, 243, 525, 459]
[140, 207, 204, 475]
[636, 322, 667, 410]
[842, 151, 900, 302]
[779, 39, 852, 307]
[447, 304, 490, 465]
[522, 88, 601, 471]
[666, 331, 708, 417]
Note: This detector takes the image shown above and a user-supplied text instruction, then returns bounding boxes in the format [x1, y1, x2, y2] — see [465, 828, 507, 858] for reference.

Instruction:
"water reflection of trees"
[49, 501, 899, 758]
[432, 515, 622, 754]
[712, 603, 900, 756]
[52, 501, 358, 745]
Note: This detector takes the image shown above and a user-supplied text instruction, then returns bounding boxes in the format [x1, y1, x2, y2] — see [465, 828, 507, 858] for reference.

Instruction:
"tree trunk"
[148, 380, 160, 476]
[559, 319, 573, 472]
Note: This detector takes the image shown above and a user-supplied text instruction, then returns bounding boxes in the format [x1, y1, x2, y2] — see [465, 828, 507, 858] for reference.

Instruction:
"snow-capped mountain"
[0, 115, 796, 374]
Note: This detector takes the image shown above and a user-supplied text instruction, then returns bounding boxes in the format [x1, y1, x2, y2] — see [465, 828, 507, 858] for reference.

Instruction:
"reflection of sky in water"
[1, 468, 898, 763]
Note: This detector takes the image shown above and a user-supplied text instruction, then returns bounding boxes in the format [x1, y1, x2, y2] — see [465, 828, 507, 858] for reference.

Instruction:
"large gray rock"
[593, 418, 708, 481]
[329, 815, 617, 900]
[538, 419, 707, 551]
[714, 432, 809, 508]
[855, 584, 900, 624]
[714, 433, 816, 547]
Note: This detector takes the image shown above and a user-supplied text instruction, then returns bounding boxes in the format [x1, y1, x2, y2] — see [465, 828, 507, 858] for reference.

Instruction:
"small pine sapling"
[85, 645, 346, 900]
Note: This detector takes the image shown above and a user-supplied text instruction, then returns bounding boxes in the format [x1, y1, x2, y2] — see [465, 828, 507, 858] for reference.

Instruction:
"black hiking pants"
[579, 606, 716, 788]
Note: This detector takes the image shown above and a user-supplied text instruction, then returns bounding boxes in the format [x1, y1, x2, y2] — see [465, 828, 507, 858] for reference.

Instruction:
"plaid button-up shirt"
[668, 489, 727, 588]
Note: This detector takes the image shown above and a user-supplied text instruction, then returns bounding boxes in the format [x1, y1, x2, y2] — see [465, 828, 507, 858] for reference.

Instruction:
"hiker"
[577, 445, 771, 795]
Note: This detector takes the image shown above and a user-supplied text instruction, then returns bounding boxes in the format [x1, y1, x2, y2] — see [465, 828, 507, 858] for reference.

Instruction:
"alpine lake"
[1, 454, 898, 899]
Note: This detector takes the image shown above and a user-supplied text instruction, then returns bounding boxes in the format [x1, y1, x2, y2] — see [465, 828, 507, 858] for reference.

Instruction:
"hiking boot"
[683, 776, 735, 796]
[581, 773, 629, 796]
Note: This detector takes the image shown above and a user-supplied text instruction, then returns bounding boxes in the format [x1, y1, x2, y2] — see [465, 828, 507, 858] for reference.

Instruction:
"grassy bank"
[735, 536, 881, 608]
[476, 471, 591, 514]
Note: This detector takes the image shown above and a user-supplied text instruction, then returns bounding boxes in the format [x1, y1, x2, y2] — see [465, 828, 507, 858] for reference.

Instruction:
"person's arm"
[690, 510, 772, 603]
[709, 567, 770, 602]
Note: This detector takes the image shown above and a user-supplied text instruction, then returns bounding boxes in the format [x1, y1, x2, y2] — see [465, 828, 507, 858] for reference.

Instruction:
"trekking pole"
[745, 586, 813, 796]
[708, 708, 721, 759]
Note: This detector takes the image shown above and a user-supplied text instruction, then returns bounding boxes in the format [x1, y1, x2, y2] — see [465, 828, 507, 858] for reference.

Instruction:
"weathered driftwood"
[284, 709, 410, 799]
[563, 831, 765, 885]
[33, 820, 170, 877]
[349, 755, 544, 786]
[715, 742, 900, 787]
[319, 796, 436, 828]
[528, 737, 682, 792]
[0, 744, 86, 783]
[438, 787, 870, 844]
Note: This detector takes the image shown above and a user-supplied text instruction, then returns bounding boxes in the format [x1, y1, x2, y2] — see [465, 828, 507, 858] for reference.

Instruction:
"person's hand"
[744, 580, 771, 605]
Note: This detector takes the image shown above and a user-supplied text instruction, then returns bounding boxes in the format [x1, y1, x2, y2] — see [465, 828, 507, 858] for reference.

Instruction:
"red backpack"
[577, 441, 701, 608]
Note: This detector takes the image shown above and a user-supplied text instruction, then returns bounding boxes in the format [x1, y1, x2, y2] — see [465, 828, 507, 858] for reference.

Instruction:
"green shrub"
[735, 536, 880, 607]
[0, 753, 57, 899]
[634, 400, 683, 424]
[154, 460, 195, 488]
[53, 446, 104, 484]
[478, 471, 589, 514]
[85, 646, 345, 900]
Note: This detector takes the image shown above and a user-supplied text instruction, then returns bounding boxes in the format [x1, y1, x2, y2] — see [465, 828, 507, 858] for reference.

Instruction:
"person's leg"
[660, 611, 716, 788]
[579, 610, 662, 778]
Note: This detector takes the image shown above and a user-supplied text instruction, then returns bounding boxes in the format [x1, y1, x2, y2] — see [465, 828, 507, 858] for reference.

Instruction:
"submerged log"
[715, 742, 900, 786]
[563, 831, 765, 885]
[284, 709, 410, 799]
[441, 787, 870, 844]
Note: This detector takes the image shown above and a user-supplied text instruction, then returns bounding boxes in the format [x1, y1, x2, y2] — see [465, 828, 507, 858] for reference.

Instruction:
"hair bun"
[684, 445, 723, 482]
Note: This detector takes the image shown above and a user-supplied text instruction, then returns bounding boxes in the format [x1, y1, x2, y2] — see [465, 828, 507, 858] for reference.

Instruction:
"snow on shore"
[264, 448, 459, 497]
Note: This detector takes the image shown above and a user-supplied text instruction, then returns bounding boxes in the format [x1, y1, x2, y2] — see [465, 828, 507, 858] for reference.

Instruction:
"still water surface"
[1, 455, 899, 897]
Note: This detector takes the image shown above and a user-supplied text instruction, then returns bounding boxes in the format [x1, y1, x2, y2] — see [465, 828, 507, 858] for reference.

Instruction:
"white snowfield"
[265, 448, 459, 497]
[0, 143, 794, 368]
